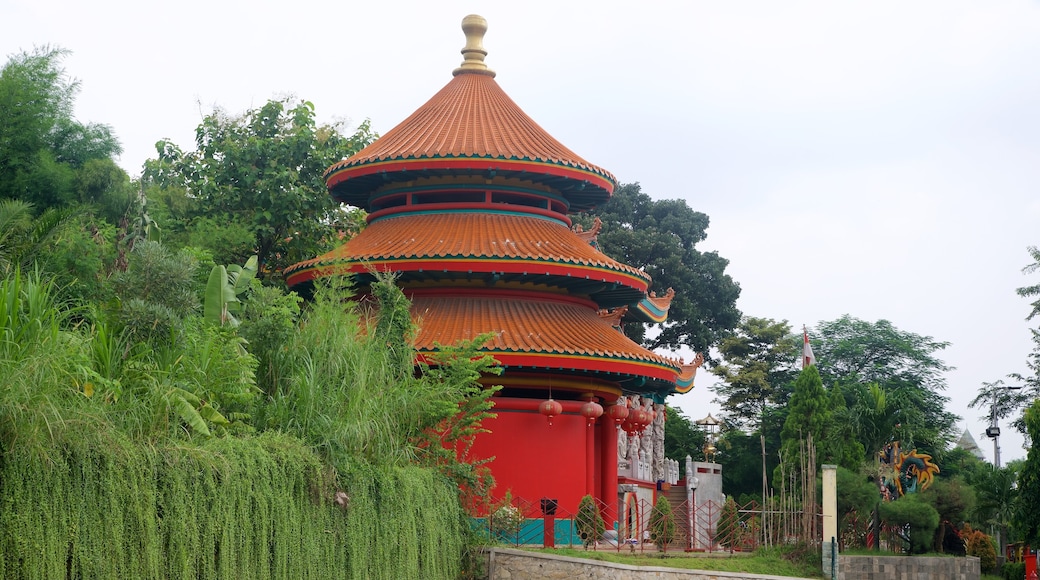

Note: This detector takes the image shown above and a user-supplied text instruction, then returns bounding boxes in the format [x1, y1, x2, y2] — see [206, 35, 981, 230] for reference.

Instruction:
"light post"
[985, 384, 1025, 469]
[984, 383, 1024, 566]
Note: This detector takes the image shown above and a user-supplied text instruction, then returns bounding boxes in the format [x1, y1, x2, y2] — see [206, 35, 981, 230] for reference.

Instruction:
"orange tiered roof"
[324, 16, 616, 211]
[410, 290, 682, 385]
[284, 212, 652, 297]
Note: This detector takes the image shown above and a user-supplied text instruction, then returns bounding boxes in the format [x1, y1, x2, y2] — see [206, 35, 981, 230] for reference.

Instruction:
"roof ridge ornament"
[453, 14, 497, 78]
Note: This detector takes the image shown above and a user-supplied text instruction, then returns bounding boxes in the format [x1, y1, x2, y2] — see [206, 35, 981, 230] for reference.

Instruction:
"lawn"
[522, 545, 824, 578]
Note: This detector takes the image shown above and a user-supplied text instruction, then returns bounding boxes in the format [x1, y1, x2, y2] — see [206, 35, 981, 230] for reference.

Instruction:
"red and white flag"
[802, 326, 817, 369]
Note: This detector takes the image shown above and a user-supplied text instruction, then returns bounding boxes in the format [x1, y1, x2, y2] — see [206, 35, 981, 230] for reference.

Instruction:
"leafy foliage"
[144, 97, 376, 276]
[718, 429, 774, 501]
[779, 365, 829, 464]
[648, 495, 678, 550]
[204, 254, 258, 327]
[970, 464, 1018, 553]
[0, 46, 125, 212]
[835, 466, 880, 518]
[574, 182, 741, 356]
[1017, 245, 1040, 322]
[663, 405, 706, 466]
[0, 431, 465, 579]
[962, 524, 998, 573]
[813, 315, 958, 457]
[711, 317, 798, 430]
[575, 495, 606, 548]
[715, 496, 741, 549]
[878, 494, 940, 554]
[1013, 399, 1040, 547]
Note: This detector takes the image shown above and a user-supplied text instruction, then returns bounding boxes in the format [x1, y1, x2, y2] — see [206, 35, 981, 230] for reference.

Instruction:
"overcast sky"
[4, 0, 1038, 463]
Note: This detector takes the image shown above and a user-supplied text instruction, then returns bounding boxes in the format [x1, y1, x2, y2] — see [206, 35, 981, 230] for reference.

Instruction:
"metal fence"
[476, 496, 771, 554]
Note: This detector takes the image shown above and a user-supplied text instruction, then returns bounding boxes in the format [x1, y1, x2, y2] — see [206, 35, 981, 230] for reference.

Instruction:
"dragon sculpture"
[878, 441, 940, 499]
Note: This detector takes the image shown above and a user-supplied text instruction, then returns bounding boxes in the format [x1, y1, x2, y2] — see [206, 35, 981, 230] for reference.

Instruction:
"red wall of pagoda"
[472, 402, 595, 517]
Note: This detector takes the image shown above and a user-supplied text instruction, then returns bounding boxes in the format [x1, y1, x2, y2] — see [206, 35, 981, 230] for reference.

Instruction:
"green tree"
[144, 97, 376, 277]
[835, 466, 880, 519]
[1017, 245, 1040, 322]
[0, 46, 124, 211]
[921, 477, 976, 551]
[718, 428, 775, 502]
[574, 182, 741, 356]
[1013, 400, 1040, 547]
[823, 382, 866, 469]
[813, 316, 957, 456]
[664, 405, 706, 466]
[849, 383, 902, 461]
[779, 365, 829, 464]
[711, 317, 798, 430]
[1006, 248, 1040, 434]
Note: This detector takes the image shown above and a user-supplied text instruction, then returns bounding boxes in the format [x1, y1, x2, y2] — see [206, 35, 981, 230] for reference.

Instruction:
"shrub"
[716, 496, 740, 549]
[490, 493, 525, 540]
[877, 494, 939, 554]
[961, 524, 997, 573]
[648, 495, 678, 550]
[575, 495, 605, 549]
[1001, 561, 1025, 580]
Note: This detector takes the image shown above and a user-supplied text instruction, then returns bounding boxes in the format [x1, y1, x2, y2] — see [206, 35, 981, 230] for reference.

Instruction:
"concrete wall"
[482, 548, 981, 580]
[836, 554, 980, 580]
[483, 548, 816, 580]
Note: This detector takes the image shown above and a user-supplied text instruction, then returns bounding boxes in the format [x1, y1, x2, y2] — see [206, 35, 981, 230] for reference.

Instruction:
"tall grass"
[0, 269, 480, 578]
[266, 276, 498, 473]
[0, 271, 97, 456]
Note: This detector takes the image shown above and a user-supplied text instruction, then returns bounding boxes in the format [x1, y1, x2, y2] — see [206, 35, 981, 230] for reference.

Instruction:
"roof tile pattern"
[411, 293, 677, 370]
[324, 73, 617, 203]
[329, 73, 613, 178]
[286, 212, 650, 285]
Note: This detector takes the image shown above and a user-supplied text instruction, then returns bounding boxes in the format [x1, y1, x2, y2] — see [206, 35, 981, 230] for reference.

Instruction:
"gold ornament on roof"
[453, 14, 496, 78]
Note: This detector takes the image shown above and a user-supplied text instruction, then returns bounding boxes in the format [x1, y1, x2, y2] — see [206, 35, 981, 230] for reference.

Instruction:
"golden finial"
[453, 14, 496, 78]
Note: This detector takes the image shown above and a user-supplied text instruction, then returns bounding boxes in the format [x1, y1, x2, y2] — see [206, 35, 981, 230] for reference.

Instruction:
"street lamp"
[985, 384, 1025, 469]
[984, 382, 1025, 567]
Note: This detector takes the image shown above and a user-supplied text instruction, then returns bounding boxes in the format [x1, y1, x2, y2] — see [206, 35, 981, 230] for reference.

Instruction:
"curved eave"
[418, 350, 680, 385]
[673, 357, 704, 394]
[630, 296, 670, 323]
[283, 212, 653, 295]
[325, 157, 614, 212]
[407, 291, 683, 393]
[284, 258, 649, 297]
[673, 370, 698, 393]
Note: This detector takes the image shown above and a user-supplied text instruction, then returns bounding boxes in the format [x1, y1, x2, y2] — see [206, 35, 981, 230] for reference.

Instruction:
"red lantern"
[580, 400, 604, 426]
[621, 411, 641, 435]
[632, 408, 651, 432]
[538, 399, 563, 426]
[606, 403, 629, 429]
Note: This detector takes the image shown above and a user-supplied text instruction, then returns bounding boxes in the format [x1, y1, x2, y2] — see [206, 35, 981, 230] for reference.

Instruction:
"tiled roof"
[410, 291, 680, 380]
[285, 212, 651, 288]
[323, 27, 616, 208]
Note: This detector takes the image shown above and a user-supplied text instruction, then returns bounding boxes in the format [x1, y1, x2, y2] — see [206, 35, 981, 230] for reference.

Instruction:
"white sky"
[4, 0, 1038, 463]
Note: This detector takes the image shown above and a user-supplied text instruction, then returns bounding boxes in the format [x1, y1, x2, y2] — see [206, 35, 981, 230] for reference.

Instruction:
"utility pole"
[984, 383, 1025, 566]
[985, 384, 1025, 469]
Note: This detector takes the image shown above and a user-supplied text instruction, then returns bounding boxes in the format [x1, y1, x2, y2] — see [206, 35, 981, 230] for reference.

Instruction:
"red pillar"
[600, 416, 619, 528]
[586, 419, 596, 496]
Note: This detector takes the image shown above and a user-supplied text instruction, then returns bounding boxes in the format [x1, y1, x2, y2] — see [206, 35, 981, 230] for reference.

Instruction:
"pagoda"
[285, 15, 702, 519]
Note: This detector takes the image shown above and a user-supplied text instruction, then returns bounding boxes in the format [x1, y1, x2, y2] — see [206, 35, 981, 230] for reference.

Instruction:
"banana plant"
[204, 255, 258, 327]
